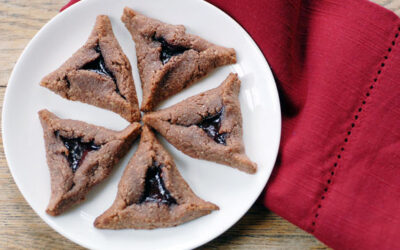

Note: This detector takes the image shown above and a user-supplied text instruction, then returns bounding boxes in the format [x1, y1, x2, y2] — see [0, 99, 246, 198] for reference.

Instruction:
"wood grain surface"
[0, 0, 398, 249]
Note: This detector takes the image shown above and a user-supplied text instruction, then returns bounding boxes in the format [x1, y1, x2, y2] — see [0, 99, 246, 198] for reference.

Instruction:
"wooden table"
[0, 0, 397, 249]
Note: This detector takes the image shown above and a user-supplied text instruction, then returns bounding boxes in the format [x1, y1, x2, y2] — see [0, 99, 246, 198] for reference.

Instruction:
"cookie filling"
[139, 163, 177, 205]
[197, 108, 227, 145]
[81, 45, 126, 99]
[55, 131, 101, 172]
[152, 36, 188, 64]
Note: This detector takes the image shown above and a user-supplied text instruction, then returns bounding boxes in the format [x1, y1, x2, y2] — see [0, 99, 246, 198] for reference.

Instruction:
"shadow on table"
[199, 203, 328, 249]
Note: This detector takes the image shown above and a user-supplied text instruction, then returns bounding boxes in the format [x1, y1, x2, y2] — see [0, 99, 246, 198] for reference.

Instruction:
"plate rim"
[2, 0, 282, 249]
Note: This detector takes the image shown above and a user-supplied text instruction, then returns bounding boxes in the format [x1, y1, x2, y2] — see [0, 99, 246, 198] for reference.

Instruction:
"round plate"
[2, 0, 281, 249]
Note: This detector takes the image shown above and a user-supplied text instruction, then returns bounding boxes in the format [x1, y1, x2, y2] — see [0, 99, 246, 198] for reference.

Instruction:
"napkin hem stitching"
[310, 24, 400, 232]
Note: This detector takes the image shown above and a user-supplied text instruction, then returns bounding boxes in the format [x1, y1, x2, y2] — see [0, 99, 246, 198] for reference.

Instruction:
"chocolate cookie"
[39, 109, 141, 216]
[121, 7, 237, 112]
[94, 125, 218, 229]
[143, 73, 257, 174]
[40, 15, 140, 122]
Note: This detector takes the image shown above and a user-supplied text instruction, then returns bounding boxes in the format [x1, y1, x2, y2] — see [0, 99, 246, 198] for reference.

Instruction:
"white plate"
[2, 0, 281, 249]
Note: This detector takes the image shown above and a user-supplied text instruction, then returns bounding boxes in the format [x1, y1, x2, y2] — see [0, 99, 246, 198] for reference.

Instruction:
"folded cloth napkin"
[62, 0, 400, 249]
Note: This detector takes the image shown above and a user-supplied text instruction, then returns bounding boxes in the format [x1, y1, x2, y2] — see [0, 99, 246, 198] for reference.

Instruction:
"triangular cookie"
[121, 7, 237, 112]
[38, 109, 141, 216]
[143, 73, 257, 174]
[40, 15, 140, 122]
[94, 125, 218, 229]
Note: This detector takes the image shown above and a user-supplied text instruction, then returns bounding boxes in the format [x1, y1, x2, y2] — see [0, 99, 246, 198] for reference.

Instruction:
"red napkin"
[60, 0, 80, 12]
[61, 0, 400, 249]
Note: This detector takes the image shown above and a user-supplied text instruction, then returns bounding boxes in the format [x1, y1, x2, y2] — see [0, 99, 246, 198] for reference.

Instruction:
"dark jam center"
[197, 108, 227, 145]
[81, 45, 125, 99]
[82, 45, 114, 79]
[153, 36, 188, 64]
[55, 132, 101, 173]
[139, 164, 177, 205]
